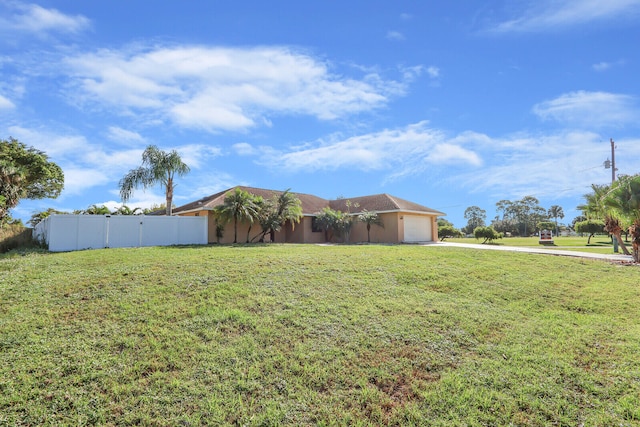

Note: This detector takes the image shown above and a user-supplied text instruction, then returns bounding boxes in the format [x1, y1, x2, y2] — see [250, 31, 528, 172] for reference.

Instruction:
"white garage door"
[403, 215, 432, 242]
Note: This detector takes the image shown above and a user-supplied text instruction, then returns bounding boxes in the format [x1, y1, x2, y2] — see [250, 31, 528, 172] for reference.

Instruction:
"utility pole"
[610, 138, 616, 184]
[609, 138, 619, 252]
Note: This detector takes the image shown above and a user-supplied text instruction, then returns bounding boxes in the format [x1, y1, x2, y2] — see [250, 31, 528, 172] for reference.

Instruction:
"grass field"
[447, 235, 624, 254]
[1, 244, 639, 426]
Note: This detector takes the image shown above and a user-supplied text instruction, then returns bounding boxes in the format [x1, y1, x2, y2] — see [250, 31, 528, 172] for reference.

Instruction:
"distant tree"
[474, 226, 503, 244]
[112, 205, 142, 215]
[548, 205, 565, 236]
[571, 215, 587, 230]
[463, 206, 486, 234]
[142, 203, 167, 215]
[358, 210, 384, 243]
[81, 204, 111, 215]
[496, 196, 546, 236]
[0, 138, 64, 227]
[438, 225, 462, 241]
[536, 221, 556, 233]
[119, 145, 190, 216]
[491, 218, 516, 236]
[437, 217, 453, 227]
[27, 208, 68, 227]
[574, 219, 605, 244]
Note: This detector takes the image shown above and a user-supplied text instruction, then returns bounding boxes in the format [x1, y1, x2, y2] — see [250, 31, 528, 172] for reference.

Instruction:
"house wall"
[176, 209, 438, 244]
[299, 216, 326, 243]
[348, 212, 401, 243]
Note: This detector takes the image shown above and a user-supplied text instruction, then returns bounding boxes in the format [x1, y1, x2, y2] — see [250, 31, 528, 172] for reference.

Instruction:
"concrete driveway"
[426, 241, 634, 262]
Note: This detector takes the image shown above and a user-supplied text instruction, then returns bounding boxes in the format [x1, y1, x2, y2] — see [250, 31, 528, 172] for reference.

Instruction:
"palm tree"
[602, 175, 640, 260]
[216, 188, 260, 243]
[358, 210, 384, 243]
[577, 184, 609, 220]
[251, 189, 303, 243]
[547, 205, 564, 236]
[82, 204, 111, 215]
[119, 145, 190, 216]
[113, 205, 142, 215]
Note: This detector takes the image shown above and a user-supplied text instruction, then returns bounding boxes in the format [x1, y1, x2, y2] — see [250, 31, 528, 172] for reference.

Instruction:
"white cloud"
[63, 45, 410, 132]
[257, 120, 640, 202]
[99, 192, 166, 212]
[60, 168, 111, 196]
[592, 62, 611, 72]
[489, 0, 640, 33]
[592, 59, 625, 72]
[386, 31, 405, 41]
[107, 126, 145, 144]
[173, 144, 222, 169]
[1, 2, 90, 35]
[7, 126, 142, 196]
[262, 121, 482, 175]
[233, 142, 257, 156]
[426, 66, 440, 79]
[455, 131, 638, 199]
[532, 91, 639, 128]
[425, 143, 481, 165]
[0, 94, 14, 109]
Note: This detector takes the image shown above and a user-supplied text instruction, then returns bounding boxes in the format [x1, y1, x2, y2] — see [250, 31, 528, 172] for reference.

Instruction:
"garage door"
[403, 215, 432, 242]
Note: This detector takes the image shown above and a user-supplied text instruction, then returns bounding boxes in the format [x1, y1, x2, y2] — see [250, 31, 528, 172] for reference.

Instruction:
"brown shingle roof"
[173, 187, 444, 216]
[329, 193, 444, 215]
[173, 186, 330, 215]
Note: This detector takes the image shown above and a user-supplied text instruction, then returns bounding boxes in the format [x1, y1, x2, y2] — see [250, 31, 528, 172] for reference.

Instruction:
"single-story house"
[172, 186, 445, 244]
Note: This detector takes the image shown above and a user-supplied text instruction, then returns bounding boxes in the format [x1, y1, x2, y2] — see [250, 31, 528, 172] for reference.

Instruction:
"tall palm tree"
[547, 205, 564, 236]
[358, 210, 384, 243]
[119, 145, 190, 216]
[216, 188, 260, 243]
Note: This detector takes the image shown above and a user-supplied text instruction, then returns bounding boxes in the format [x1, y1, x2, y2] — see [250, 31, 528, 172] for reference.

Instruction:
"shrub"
[438, 225, 462, 241]
[474, 226, 503, 244]
[574, 219, 605, 244]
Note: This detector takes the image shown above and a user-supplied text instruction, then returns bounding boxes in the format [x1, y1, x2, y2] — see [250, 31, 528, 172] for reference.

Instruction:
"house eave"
[303, 208, 444, 217]
[174, 207, 215, 215]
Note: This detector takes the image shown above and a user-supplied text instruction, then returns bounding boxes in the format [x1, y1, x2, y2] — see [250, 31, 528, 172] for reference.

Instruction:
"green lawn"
[1, 244, 639, 426]
[448, 235, 625, 254]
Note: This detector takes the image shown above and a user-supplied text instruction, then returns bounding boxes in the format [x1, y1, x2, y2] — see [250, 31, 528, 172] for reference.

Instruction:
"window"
[311, 217, 322, 233]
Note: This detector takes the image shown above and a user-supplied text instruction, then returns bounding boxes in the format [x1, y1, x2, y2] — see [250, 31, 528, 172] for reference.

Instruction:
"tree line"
[453, 197, 565, 238]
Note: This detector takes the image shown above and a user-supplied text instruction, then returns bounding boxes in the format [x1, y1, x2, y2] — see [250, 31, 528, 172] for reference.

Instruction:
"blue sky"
[2, 0, 640, 228]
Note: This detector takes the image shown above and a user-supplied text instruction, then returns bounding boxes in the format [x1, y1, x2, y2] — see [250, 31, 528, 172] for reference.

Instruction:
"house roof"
[329, 193, 444, 216]
[173, 186, 444, 216]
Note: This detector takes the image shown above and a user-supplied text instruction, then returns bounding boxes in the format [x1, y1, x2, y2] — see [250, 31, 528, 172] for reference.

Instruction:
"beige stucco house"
[173, 186, 444, 244]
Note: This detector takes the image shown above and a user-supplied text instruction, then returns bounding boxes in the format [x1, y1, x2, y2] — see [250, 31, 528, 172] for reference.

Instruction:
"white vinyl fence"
[33, 214, 208, 252]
